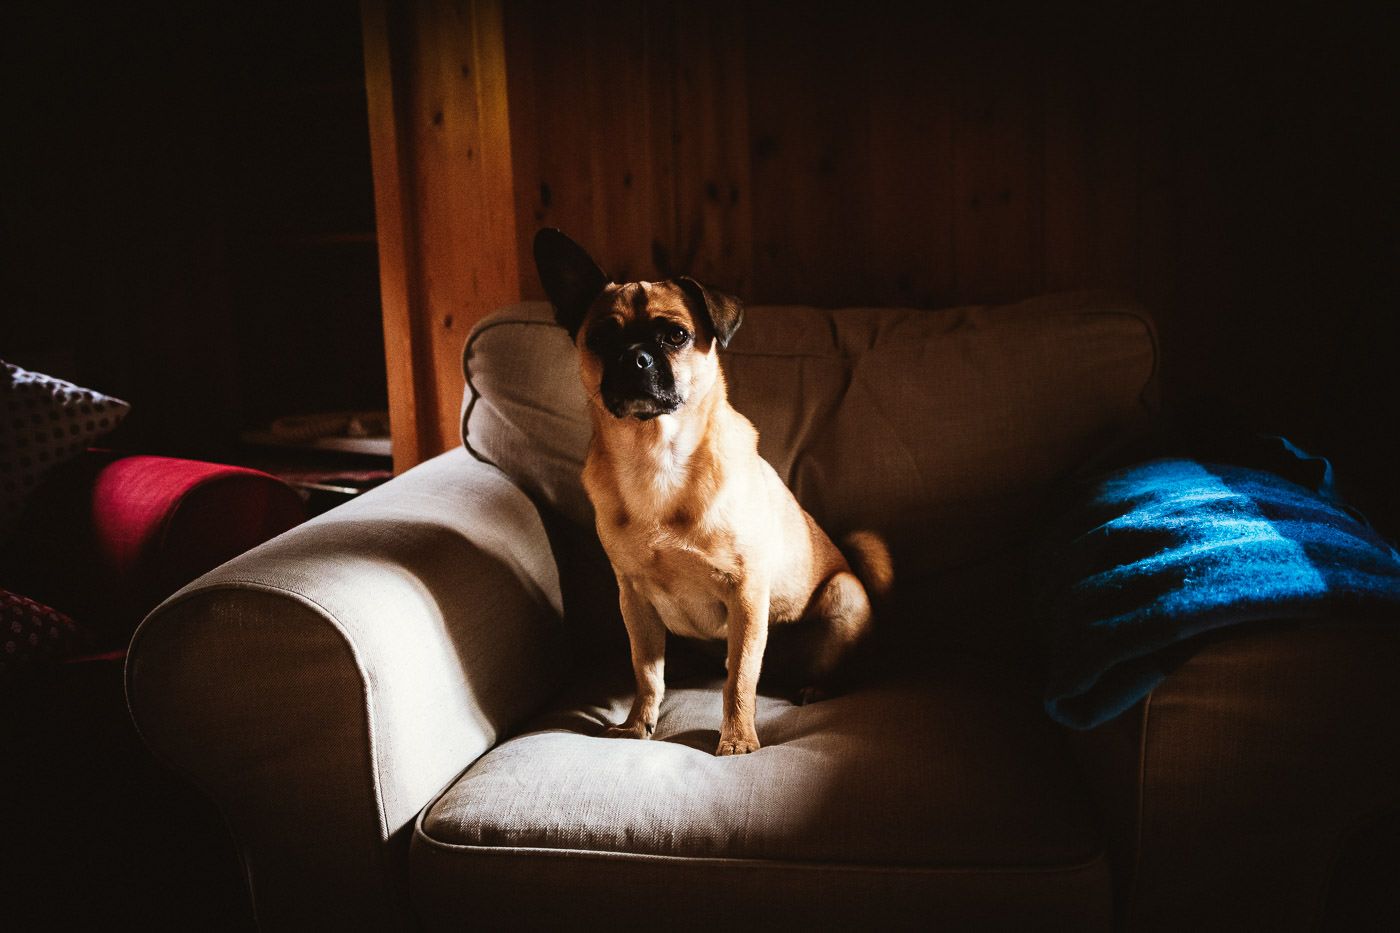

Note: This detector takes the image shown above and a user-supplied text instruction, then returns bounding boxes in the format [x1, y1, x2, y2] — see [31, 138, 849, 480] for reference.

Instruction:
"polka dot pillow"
[1, 588, 95, 686]
[1, 360, 131, 534]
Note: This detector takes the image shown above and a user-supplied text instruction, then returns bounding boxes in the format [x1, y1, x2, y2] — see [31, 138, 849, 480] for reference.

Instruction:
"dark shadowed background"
[4, 0, 1396, 535]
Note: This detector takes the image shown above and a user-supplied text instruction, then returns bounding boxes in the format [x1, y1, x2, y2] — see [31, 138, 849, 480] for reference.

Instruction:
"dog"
[534, 228, 891, 756]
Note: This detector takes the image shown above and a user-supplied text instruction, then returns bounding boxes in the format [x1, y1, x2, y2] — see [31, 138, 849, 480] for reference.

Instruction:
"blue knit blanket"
[1036, 458, 1400, 729]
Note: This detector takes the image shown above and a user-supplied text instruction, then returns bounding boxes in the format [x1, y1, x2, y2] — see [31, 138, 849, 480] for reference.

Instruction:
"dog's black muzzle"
[600, 341, 681, 420]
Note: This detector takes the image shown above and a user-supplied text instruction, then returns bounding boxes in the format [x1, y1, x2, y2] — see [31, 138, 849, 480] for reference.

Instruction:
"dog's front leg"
[718, 580, 770, 755]
[605, 581, 665, 740]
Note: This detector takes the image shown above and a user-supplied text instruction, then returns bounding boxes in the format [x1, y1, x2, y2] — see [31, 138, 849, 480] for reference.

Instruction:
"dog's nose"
[625, 346, 655, 370]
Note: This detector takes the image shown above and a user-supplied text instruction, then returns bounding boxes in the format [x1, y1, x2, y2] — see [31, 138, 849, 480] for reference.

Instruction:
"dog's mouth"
[602, 392, 681, 421]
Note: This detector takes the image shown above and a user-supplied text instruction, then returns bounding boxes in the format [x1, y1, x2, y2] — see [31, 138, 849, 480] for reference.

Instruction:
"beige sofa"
[127, 294, 1399, 930]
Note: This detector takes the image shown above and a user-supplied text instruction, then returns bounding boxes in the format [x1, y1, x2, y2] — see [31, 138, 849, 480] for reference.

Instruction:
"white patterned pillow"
[0, 361, 131, 533]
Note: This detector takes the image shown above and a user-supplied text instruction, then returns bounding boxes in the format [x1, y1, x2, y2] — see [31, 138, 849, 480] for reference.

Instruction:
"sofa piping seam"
[412, 832, 1110, 878]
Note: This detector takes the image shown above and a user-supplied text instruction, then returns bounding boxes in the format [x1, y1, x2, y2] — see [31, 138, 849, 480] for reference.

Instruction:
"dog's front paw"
[716, 730, 760, 756]
[603, 720, 655, 740]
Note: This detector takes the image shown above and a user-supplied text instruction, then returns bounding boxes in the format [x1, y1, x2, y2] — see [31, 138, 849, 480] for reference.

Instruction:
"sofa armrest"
[126, 448, 565, 930]
[1067, 623, 1400, 932]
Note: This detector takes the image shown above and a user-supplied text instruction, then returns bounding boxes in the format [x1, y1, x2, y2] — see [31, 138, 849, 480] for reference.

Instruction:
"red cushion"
[90, 456, 296, 581]
[2, 453, 305, 644]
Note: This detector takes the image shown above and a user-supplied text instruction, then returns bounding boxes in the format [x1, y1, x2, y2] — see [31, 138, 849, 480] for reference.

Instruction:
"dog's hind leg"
[792, 570, 873, 704]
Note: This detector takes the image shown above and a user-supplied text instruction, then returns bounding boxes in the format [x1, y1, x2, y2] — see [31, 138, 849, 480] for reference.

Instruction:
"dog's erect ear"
[534, 228, 610, 339]
[676, 276, 744, 349]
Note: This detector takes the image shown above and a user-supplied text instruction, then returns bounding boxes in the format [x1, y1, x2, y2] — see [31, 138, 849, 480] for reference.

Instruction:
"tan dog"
[535, 229, 891, 756]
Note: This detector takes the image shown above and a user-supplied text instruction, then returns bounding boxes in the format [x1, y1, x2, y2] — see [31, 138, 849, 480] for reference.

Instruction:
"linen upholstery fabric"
[1067, 623, 1400, 931]
[126, 448, 566, 930]
[415, 653, 1110, 930]
[0, 361, 129, 535]
[412, 843, 1109, 932]
[462, 292, 1157, 573]
[408, 846, 1108, 930]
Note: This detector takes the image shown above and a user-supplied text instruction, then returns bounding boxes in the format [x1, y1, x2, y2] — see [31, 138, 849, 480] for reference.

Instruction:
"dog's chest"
[606, 522, 736, 641]
[587, 419, 748, 640]
[637, 572, 729, 641]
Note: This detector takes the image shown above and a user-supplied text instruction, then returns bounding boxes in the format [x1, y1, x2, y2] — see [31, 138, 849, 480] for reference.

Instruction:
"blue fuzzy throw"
[1037, 458, 1400, 729]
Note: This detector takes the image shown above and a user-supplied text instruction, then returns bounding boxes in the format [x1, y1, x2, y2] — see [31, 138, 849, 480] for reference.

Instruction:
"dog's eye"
[586, 319, 622, 354]
[661, 325, 690, 347]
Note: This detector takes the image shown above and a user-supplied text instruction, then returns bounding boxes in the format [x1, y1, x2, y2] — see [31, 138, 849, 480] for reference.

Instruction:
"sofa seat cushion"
[412, 651, 1110, 929]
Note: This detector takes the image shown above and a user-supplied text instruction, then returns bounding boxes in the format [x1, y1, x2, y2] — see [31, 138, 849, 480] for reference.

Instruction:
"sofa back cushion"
[462, 292, 1157, 575]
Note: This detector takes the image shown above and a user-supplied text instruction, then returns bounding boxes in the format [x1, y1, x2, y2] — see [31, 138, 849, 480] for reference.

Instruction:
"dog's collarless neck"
[594, 391, 732, 508]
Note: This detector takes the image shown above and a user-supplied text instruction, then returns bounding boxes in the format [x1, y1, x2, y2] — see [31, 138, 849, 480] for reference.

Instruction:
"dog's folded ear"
[676, 276, 744, 349]
[534, 228, 610, 339]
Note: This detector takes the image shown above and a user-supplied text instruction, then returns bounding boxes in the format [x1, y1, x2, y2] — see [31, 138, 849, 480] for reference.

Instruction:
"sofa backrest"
[462, 292, 1157, 576]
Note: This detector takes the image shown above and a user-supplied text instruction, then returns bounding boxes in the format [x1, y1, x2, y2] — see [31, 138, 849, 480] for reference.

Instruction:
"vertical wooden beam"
[362, 0, 424, 471]
[362, 0, 519, 472]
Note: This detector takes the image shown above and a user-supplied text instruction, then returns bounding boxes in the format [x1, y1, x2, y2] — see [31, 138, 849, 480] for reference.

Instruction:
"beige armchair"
[128, 294, 1399, 930]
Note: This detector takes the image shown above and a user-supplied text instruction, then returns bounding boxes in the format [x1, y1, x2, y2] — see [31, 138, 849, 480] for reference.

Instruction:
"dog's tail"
[841, 530, 894, 604]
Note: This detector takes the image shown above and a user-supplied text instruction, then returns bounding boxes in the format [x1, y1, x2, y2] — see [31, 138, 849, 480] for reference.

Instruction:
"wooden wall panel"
[950, 32, 1045, 303]
[1043, 39, 1140, 300]
[363, 1, 1394, 527]
[505, 0, 678, 294]
[862, 19, 957, 310]
[500, 6, 1142, 313]
[370, 4, 1392, 475]
[745, 5, 876, 307]
[671, 1, 752, 295]
[370, 3, 1180, 467]
[1134, 71, 1182, 376]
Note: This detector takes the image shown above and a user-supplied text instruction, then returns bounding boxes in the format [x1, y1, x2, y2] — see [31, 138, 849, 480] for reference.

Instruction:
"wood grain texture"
[498, 5, 1144, 312]
[862, 15, 957, 310]
[746, 4, 872, 306]
[368, 3, 1323, 470]
[504, 0, 677, 295]
[362, 0, 426, 471]
[951, 30, 1045, 303]
[363, 0, 518, 470]
[1043, 37, 1139, 296]
[671, 1, 752, 296]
